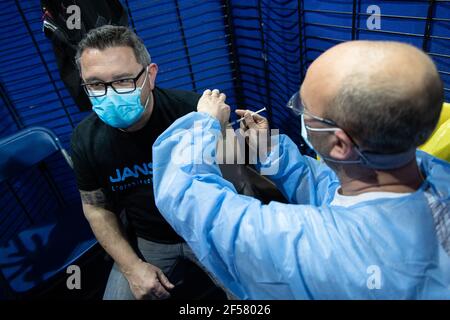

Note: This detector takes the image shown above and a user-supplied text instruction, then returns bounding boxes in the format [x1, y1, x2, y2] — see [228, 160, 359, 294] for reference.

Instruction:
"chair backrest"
[0, 127, 97, 296]
[0, 127, 72, 183]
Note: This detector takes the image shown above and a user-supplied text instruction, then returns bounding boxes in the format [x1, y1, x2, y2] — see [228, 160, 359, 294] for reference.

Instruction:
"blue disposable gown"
[153, 112, 450, 299]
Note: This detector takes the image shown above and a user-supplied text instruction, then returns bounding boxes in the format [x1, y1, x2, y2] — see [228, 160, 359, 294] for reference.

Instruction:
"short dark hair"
[325, 68, 444, 153]
[75, 25, 151, 70]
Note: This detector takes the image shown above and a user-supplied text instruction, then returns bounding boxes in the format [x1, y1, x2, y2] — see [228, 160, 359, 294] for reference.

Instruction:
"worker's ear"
[328, 129, 357, 161]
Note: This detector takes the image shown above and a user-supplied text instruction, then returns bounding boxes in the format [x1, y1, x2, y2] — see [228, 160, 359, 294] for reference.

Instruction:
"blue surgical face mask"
[90, 68, 150, 129]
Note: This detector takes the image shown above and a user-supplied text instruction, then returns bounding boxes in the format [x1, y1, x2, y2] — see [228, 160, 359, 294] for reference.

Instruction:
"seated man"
[72, 25, 274, 300]
[152, 41, 450, 299]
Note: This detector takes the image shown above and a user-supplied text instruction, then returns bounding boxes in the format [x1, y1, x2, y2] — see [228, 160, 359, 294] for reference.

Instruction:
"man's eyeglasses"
[286, 91, 338, 127]
[286, 91, 362, 148]
[82, 67, 147, 97]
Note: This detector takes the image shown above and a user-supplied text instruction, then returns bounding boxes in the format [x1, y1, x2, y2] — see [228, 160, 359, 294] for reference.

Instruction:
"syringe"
[229, 107, 267, 126]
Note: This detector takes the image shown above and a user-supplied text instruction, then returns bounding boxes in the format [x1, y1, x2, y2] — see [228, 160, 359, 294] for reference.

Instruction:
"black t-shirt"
[70, 87, 200, 243]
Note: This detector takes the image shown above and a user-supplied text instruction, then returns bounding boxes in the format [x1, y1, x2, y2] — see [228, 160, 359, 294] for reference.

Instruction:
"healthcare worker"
[153, 41, 450, 299]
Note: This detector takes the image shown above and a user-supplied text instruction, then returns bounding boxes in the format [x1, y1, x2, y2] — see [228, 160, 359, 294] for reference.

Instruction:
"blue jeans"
[103, 238, 231, 300]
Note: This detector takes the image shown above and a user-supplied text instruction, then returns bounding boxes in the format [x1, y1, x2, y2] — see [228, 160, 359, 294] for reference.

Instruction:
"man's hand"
[235, 109, 271, 158]
[197, 89, 231, 128]
[124, 260, 175, 300]
[235, 109, 269, 131]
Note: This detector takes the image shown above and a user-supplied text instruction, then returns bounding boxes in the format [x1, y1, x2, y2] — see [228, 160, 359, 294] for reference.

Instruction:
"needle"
[229, 107, 267, 126]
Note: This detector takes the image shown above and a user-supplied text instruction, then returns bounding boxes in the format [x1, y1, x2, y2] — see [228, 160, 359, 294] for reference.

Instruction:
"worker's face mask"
[89, 68, 150, 129]
[301, 114, 362, 165]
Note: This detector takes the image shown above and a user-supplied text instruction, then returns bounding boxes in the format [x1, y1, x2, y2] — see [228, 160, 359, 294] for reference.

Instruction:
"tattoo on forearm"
[80, 189, 108, 207]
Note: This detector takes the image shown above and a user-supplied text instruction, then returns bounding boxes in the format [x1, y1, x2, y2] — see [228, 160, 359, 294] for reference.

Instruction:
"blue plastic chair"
[0, 127, 97, 297]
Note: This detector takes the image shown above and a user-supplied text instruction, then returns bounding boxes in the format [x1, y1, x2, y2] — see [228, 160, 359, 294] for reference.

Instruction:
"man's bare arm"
[79, 188, 174, 299]
[80, 188, 141, 272]
[80, 189, 109, 208]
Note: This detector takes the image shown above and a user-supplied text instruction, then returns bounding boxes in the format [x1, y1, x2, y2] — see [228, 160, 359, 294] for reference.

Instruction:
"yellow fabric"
[419, 103, 450, 162]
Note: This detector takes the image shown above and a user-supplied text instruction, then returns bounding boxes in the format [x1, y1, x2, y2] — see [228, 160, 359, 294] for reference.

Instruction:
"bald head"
[301, 41, 443, 153]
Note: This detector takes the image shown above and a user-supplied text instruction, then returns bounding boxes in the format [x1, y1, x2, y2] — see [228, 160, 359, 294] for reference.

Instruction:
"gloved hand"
[235, 109, 271, 160]
[197, 89, 231, 129]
